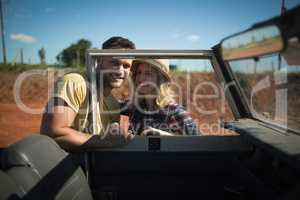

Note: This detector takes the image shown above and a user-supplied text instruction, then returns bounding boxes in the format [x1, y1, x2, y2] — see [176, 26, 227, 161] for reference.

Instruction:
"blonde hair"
[155, 79, 175, 108]
[131, 64, 175, 109]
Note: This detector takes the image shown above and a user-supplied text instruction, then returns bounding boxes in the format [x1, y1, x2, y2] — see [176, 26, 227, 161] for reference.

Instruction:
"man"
[40, 36, 135, 151]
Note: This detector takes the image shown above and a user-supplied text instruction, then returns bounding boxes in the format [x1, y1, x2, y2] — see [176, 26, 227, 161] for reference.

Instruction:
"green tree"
[38, 47, 46, 65]
[56, 39, 92, 67]
[169, 64, 178, 71]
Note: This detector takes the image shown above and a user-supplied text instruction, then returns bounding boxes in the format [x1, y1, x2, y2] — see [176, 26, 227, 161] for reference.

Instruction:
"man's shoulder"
[55, 72, 88, 98]
[54, 72, 88, 111]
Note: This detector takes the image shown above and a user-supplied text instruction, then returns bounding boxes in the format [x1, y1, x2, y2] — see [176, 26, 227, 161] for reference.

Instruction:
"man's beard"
[102, 73, 124, 88]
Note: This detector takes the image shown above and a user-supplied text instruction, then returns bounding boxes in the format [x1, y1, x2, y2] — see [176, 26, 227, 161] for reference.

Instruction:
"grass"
[0, 63, 86, 75]
[170, 69, 214, 76]
[0, 63, 54, 72]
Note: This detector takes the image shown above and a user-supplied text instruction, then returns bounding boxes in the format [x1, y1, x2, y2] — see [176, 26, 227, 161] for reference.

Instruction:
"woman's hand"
[141, 127, 174, 136]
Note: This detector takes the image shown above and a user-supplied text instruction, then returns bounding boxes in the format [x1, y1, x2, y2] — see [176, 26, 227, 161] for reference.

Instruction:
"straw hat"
[131, 59, 171, 81]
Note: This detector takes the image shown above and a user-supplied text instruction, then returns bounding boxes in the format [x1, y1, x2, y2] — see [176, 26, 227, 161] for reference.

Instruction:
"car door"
[212, 5, 300, 200]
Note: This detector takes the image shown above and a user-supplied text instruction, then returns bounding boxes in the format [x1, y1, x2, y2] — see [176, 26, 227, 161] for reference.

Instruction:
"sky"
[2, 0, 300, 64]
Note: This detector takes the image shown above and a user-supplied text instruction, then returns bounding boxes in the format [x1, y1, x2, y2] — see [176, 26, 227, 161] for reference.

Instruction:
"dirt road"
[0, 103, 43, 147]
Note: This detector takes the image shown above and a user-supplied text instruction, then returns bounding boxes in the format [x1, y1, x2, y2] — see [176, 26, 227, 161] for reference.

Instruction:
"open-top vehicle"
[1, 5, 300, 200]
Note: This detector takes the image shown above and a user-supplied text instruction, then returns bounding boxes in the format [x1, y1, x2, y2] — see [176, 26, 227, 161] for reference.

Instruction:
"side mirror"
[221, 25, 285, 61]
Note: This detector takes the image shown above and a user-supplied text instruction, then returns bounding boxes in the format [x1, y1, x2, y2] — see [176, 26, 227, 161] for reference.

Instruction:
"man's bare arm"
[40, 98, 133, 151]
[40, 102, 92, 151]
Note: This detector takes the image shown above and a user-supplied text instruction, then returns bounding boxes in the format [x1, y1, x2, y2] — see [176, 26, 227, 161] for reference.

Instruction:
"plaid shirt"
[121, 102, 200, 135]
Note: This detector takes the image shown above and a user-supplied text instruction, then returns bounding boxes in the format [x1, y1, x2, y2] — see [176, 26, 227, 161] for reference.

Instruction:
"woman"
[123, 59, 200, 136]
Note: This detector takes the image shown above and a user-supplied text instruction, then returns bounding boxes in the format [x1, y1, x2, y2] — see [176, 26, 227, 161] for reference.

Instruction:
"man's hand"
[101, 122, 134, 146]
[81, 122, 134, 150]
[40, 99, 134, 151]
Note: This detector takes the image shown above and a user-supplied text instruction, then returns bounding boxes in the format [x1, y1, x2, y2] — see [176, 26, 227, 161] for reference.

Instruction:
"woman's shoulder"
[162, 103, 188, 115]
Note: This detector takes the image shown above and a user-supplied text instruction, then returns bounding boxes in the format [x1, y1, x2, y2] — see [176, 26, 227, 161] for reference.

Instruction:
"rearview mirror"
[221, 25, 285, 61]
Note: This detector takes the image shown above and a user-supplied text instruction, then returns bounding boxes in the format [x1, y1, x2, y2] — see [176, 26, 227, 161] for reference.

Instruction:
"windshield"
[228, 37, 300, 132]
[0, 54, 237, 147]
[111, 58, 235, 135]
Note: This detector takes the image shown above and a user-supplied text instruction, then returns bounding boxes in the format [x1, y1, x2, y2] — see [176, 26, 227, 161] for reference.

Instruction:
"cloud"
[10, 33, 37, 43]
[13, 8, 32, 19]
[186, 34, 200, 42]
[171, 29, 186, 39]
[171, 32, 185, 39]
[14, 13, 32, 19]
[45, 7, 56, 13]
[171, 30, 200, 43]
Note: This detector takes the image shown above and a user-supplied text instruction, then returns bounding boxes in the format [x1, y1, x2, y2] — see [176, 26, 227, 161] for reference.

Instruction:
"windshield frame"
[86, 49, 234, 136]
[224, 53, 300, 135]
